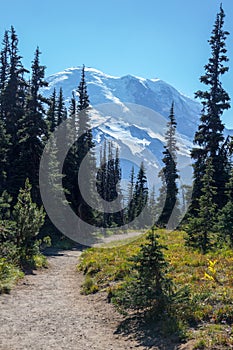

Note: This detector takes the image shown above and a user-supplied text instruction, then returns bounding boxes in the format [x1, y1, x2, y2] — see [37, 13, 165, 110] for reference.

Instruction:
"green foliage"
[0, 180, 47, 291]
[190, 5, 230, 214]
[13, 179, 45, 261]
[193, 339, 207, 349]
[96, 141, 123, 227]
[79, 229, 233, 345]
[131, 162, 149, 228]
[32, 253, 48, 269]
[79, 239, 141, 294]
[216, 169, 233, 245]
[81, 276, 99, 295]
[113, 229, 174, 315]
[217, 201, 233, 245]
[0, 240, 19, 264]
[56, 87, 67, 126]
[46, 88, 57, 133]
[62, 65, 97, 225]
[157, 103, 180, 228]
[126, 166, 135, 223]
[186, 158, 218, 253]
[0, 190, 12, 220]
[1, 27, 29, 201]
[203, 259, 219, 283]
[0, 258, 24, 293]
[0, 191, 15, 244]
[16, 47, 48, 204]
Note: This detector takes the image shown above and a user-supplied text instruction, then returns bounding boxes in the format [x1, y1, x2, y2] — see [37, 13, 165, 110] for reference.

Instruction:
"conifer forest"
[1, 4, 233, 350]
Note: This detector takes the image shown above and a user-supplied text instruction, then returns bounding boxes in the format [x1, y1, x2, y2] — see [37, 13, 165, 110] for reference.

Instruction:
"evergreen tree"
[96, 141, 108, 226]
[16, 47, 48, 204]
[56, 87, 67, 126]
[190, 5, 230, 213]
[114, 147, 121, 199]
[69, 91, 77, 119]
[0, 31, 10, 181]
[0, 30, 10, 102]
[13, 179, 45, 261]
[127, 166, 135, 223]
[96, 141, 122, 227]
[133, 162, 148, 228]
[157, 102, 179, 228]
[186, 158, 217, 253]
[113, 146, 123, 225]
[46, 88, 57, 133]
[114, 229, 173, 314]
[77, 65, 90, 133]
[0, 119, 9, 194]
[180, 184, 193, 215]
[62, 92, 78, 207]
[55, 87, 68, 165]
[148, 185, 157, 227]
[217, 168, 233, 245]
[68, 90, 78, 136]
[0, 190, 12, 221]
[0, 190, 14, 246]
[97, 141, 107, 200]
[40, 133, 65, 240]
[2, 27, 29, 200]
[3, 27, 28, 138]
[72, 65, 96, 223]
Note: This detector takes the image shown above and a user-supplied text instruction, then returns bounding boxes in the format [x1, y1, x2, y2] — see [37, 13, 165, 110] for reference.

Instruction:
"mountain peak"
[43, 66, 201, 138]
[41, 66, 203, 187]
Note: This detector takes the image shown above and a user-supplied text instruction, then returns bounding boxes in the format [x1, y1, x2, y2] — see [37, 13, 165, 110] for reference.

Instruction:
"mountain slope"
[43, 66, 201, 138]
[41, 67, 203, 189]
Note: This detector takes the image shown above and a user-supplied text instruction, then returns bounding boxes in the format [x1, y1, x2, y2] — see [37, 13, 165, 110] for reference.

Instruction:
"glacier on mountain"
[41, 66, 204, 190]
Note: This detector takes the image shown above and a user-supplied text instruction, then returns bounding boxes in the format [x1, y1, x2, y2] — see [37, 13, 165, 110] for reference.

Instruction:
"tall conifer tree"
[186, 158, 217, 253]
[2, 27, 28, 200]
[56, 87, 67, 126]
[127, 166, 135, 223]
[190, 5, 230, 213]
[133, 162, 148, 228]
[47, 88, 57, 133]
[74, 65, 96, 223]
[16, 47, 48, 204]
[157, 103, 179, 227]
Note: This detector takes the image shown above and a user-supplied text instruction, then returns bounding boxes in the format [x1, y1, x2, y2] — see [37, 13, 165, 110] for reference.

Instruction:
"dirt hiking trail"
[0, 249, 190, 350]
[0, 250, 146, 350]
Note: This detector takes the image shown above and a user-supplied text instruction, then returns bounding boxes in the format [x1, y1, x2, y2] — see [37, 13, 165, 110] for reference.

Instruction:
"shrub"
[81, 276, 99, 294]
[13, 179, 45, 263]
[0, 258, 24, 293]
[113, 229, 174, 316]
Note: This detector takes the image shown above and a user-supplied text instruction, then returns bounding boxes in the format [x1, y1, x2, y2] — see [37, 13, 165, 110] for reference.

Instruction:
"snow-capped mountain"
[41, 66, 229, 189]
[43, 66, 201, 138]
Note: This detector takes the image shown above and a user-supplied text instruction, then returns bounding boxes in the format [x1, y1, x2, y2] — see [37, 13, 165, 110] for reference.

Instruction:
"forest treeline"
[0, 4, 233, 279]
[79, 7, 233, 344]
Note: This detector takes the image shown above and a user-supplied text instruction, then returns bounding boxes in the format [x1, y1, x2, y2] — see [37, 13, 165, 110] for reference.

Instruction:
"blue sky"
[0, 0, 233, 127]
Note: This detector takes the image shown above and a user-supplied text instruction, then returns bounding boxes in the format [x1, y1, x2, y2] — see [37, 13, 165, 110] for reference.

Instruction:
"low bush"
[78, 228, 233, 346]
[0, 258, 24, 294]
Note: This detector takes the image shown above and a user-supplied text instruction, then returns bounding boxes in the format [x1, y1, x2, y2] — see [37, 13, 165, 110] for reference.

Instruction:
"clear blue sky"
[0, 0, 233, 127]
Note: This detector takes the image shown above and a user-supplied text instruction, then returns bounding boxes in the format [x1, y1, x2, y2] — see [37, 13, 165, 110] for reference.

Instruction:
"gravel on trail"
[0, 250, 155, 350]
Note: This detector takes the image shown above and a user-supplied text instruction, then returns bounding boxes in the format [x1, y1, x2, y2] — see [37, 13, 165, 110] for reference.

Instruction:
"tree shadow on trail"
[43, 243, 88, 257]
[114, 313, 184, 350]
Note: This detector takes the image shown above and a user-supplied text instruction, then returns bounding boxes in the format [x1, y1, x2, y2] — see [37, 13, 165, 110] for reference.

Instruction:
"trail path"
[0, 249, 156, 350]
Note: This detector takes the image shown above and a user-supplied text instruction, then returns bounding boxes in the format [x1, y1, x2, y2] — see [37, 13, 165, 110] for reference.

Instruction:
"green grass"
[32, 253, 48, 269]
[78, 229, 233, 348]
[0, 251, 48, 294]
[0, 258, 24, 294]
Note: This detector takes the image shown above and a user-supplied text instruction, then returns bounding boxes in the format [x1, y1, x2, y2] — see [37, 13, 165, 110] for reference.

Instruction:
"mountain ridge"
[41, 66, 232, 189]
[42, 66, 201, 138]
